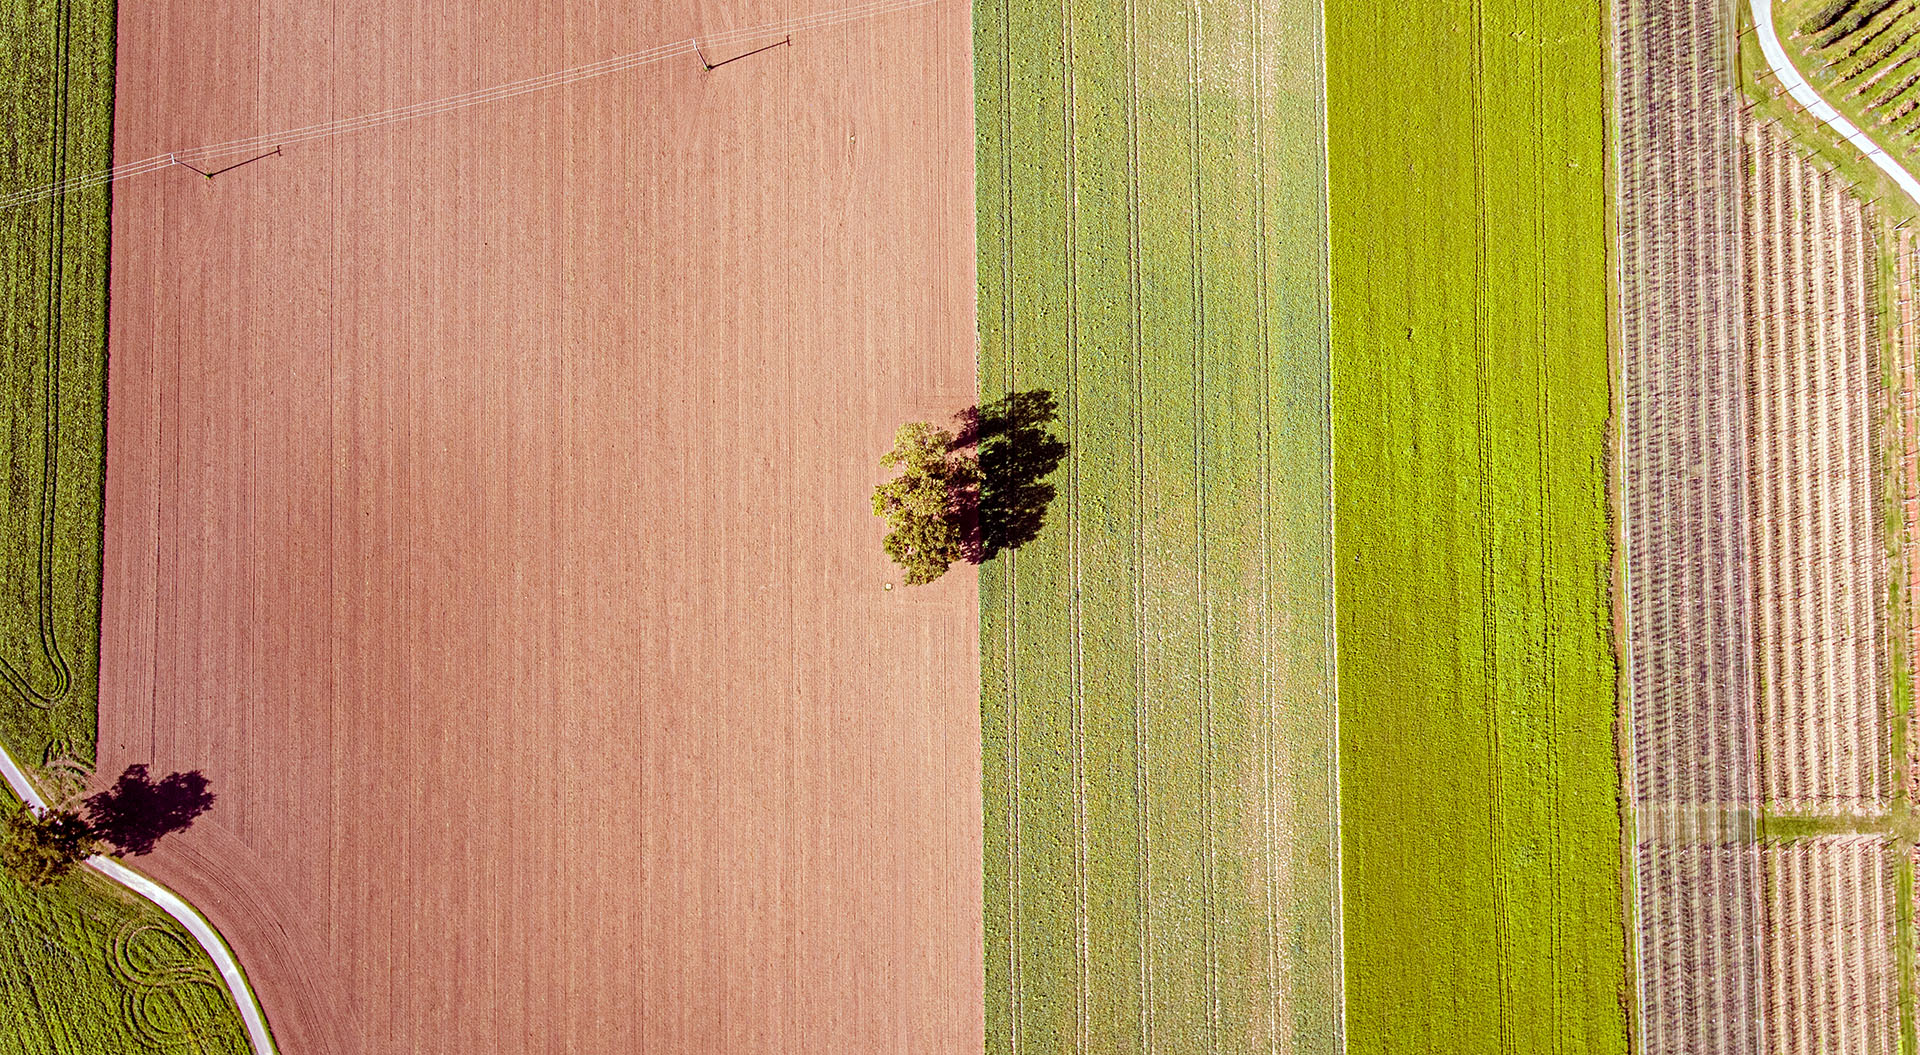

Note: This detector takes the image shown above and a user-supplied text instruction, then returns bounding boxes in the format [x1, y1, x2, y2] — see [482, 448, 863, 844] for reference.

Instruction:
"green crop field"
[0, 802, 249, 1054]
[1326, 0, 1629, 1050]
[974, 0, 1342, 1050]
[0, 0, 114, 772]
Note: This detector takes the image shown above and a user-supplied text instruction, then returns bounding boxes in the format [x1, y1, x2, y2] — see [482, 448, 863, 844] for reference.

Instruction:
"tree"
[0, 804, 97, 888]
[873, 421, 981, 585]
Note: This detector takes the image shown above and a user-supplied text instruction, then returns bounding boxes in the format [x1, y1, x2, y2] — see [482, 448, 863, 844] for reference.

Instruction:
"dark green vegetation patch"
[0, 832, 247, 1054]
[1784, 0, 1920, 147]
[0, 0, 112, 772]
[1326, 0, 1630, 1050]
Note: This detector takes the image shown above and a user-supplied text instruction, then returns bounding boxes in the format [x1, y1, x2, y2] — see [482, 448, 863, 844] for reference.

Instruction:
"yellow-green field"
[1326, 0, 1629, 1050]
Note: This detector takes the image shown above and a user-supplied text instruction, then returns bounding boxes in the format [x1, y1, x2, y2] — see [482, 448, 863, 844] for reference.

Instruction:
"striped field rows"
[1761, 836, 1900, 1055]
[1621, 2, 1904, 1054]
[1619, 0, 1760, 821]
[974, 0, 1340, 1050]
[1618, 5, 1764, 1046]
[1745, 117, 1890, 816]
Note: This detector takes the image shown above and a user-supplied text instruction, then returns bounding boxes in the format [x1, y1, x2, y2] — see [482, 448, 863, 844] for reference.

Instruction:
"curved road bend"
[0, 740, 277, 1055]
[1751, 0, 1920, 206]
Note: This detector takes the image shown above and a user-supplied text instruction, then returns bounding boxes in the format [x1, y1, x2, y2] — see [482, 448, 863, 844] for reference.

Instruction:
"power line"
[0, 0, 940, 212]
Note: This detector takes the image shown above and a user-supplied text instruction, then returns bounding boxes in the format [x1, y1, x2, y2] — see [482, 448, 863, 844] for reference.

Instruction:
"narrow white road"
[1751, 0, 1920, 207]
[0, 739, 276, 1055]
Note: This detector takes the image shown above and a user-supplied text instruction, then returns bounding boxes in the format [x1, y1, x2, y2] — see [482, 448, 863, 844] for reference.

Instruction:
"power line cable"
[0, 0, 939, 212]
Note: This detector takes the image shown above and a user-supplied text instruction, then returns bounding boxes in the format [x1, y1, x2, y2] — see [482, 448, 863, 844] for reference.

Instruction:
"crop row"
[1761, 837, 1899, 1055]
[1635, 841, 1768, 1055]
[1618, 0, 1769, 1052]
[1797, 0, 1920, 139]
[1745, 120, 1890, 814]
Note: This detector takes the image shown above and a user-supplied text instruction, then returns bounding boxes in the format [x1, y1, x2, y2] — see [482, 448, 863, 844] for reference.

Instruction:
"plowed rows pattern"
[1761, 837, 1899, 1055]
[1617, 0, 1768, 1046]
[1745, 118, 1890, 815]
[1633, 842, 1766, 1053]
[1620, 0, 1758, 820]
[98, 0, 984, 1051]
[1622, 2, 1910, 1051]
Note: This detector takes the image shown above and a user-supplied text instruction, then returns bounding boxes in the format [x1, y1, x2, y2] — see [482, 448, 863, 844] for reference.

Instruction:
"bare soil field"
[93, 1, 981, 1053]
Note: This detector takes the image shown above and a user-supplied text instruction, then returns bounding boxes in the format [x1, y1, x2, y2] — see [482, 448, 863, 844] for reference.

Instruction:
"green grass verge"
[1774, 0, 1920, 184]
[1324, 0, 1631, 1050]
[974, 0, 1340, 1050]
[1742, 1, 1920, 227]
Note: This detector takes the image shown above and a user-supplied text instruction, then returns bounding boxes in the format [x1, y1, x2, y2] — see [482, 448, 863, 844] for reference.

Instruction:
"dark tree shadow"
[84, 764, 215, 857]
[951, 389, 1068, 562]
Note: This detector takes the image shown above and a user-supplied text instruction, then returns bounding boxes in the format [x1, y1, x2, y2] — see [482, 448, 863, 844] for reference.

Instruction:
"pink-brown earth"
[96, 1, 982, 1051]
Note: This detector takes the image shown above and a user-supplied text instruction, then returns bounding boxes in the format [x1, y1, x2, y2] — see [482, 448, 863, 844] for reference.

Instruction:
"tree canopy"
[0, 804, 97, 889]
[872, 421, 981, 585]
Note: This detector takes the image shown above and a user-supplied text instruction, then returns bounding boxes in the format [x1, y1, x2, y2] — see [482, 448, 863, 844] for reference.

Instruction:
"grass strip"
[0, 0, 112, 773]
[1324, 0, 1631, 1049]
[976, 0, 1340, 1051]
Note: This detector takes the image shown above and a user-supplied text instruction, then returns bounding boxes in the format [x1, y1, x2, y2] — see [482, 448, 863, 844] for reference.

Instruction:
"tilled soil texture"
[95, 2, 981, 1053]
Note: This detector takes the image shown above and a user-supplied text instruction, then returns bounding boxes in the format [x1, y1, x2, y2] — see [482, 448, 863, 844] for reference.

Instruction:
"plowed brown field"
[94, 1, 980, 1053]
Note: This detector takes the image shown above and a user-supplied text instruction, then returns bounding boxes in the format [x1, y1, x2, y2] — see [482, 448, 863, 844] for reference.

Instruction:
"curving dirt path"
[0, 743, 276, 1055]
[1750, 0, 1920, 206]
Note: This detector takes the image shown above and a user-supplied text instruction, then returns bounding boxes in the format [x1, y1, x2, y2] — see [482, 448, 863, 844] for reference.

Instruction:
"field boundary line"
[1751, 0, 1920, 207]
[1121, 0, 1155, 1044]
[1316, 0, 1347, 1045]
[0, 743, 276, 1055]
[1057, 0, 1091, 1042]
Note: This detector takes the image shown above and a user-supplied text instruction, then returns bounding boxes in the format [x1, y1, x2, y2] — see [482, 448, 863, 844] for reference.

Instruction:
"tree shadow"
[84, 764, 215, 858]
[951, 389, 1068, 562]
